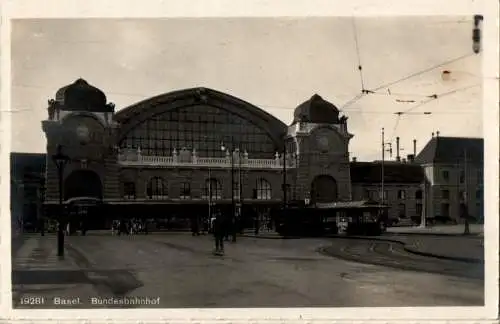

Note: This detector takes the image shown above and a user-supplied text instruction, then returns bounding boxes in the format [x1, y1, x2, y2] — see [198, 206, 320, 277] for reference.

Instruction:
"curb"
[401, 246, 483, 264]
[324, 235, 483, 264]
[386, 231, 483, 238]
[241, 234, 300, 240]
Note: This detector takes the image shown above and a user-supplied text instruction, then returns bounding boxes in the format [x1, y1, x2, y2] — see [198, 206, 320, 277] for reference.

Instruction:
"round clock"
[76, 124, 90, 143]
[317, 136, 329, 152]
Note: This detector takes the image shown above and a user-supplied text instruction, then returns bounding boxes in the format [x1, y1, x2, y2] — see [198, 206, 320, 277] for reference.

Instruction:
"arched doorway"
[64, 170, 103, 200]
[311, 175, 338, 203]
[64, 170, 104, 231]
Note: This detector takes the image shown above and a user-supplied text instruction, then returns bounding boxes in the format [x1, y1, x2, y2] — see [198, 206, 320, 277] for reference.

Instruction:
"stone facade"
[41, 81, 354, 214]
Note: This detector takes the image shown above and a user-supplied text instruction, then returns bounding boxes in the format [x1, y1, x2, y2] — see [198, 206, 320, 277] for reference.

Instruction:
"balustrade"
[117, 147, 297, 169]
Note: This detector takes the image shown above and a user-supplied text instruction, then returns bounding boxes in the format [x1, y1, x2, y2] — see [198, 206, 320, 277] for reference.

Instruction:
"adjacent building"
[414, 134, 484, 222]
[10, 153, 46, 235]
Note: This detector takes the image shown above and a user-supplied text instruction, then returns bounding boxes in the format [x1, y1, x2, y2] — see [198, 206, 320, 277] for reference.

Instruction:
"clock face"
[317, 136, 329, 152]
[76, 125, 90, 143]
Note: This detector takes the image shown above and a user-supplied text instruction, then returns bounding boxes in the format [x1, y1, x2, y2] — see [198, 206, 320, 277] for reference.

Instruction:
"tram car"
[275, 200, 389, 237]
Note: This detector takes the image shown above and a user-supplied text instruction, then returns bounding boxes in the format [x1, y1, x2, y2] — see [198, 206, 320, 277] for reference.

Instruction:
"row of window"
[363, 189, 421, 201]
[363, 188, 483, 201]
[441, 169, 483, 183]
[440, 189, 482, 200]
[123, 177, 273, 200]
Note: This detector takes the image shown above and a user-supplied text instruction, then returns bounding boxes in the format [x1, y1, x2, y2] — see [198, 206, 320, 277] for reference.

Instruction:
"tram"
[275, 200, 389, 237]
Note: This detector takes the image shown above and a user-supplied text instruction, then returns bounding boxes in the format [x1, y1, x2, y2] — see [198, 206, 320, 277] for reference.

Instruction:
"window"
[362, 189, 370, 200]
[146, 177, 168, 199]
[398, 203, 406, 218]
[397, 190, 406, 200]
[119, 105, 277, 159]
[415, 190, 423, 200]
[441, 189, 450, 200]
[459, 170, 465, 183]
[123, 182, 136, 200]
[476, 189, 482, 200]
[382, 190, 388, 201]
[442, 170, 449, 181]
[256, 179, 272, 200]
[180, 182, 191, 199]
[416, 203, 423, 217]
[459, 190, 466, 201]
[204, 178, 222, 200]
[440, 203, 450, 217]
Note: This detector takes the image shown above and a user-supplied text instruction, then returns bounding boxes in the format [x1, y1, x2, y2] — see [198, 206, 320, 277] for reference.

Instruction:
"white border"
[1, 0, 498, 323]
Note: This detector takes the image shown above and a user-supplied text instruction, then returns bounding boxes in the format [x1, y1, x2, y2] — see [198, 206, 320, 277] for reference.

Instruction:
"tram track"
[319, 239, 484, 280]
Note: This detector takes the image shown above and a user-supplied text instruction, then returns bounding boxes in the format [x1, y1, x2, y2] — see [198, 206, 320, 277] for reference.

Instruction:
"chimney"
[432, 132, 434, 138]
[396, 137, 401, 162]
[352, 157, 357, 163]
[407, 154, 415, 163]
[436, 131, 440, 137]
[413, 139, 417, 156]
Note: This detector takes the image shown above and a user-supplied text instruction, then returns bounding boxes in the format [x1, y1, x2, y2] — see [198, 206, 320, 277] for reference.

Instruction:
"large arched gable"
[114, 87, 287, 146]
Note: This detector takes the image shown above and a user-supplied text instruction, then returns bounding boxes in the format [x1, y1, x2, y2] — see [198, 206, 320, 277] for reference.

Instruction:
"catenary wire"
[385, 83, 480, 139]
[351, 17, 365, 92]
[367, 53, 475, 93]
[402, 83, 480, 114]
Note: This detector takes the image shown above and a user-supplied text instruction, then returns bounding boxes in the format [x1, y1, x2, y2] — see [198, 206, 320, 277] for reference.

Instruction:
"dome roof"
[55, 78, 113, 112]
[293, 94, 340, 124]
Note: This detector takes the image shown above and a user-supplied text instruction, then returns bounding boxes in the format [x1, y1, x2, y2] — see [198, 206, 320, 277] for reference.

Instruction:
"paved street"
[12, 233, 484, 308]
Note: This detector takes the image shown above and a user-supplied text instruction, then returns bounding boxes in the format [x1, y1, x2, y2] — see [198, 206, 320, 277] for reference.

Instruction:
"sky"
[10, 17, 482, 161]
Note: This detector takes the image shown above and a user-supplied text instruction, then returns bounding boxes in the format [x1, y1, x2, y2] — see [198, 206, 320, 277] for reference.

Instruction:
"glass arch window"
[256, 178, 272, 200]
[120, 105, 277, 159]
[146, 177, 168, 199]
[203, 178, 222, 200]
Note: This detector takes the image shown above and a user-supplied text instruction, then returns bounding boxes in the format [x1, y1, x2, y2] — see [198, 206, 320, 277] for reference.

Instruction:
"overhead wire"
[403, 83, 480, 114]
[382, 83, 480, 141]
[368, 52, 475, 93]
[351, 17, 366, 92]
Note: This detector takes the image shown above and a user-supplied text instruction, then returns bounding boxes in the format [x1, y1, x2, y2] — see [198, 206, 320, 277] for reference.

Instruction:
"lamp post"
[220, 139, 240, 242]
[52, 145, 70, 257]
[282, 141, 288, 210]
[38, 179, 46, 236]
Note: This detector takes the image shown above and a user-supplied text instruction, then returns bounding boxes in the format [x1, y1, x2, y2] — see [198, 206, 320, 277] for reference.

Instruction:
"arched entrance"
[311, 175, 338, 203]
[64, 170, 103, 201]
[64, 170, 104, 231]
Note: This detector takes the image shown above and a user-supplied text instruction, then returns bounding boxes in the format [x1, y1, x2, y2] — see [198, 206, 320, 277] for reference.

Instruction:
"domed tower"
[42, 78, 120, 205]
[287, 94, 354, 204]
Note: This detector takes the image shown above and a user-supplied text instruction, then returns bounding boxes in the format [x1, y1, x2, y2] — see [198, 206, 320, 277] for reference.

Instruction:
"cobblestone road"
[12, 234, 484, 308]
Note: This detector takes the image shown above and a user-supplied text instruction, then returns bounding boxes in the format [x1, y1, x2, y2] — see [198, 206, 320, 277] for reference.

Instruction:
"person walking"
[213, 213, 225, 254]
[191, 215, 200, 236]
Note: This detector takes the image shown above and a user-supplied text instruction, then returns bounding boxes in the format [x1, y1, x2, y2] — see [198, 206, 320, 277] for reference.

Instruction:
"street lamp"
[38, 178, 46, 236]
[52, 145, 70, 257]
[220, 139, 241, 242]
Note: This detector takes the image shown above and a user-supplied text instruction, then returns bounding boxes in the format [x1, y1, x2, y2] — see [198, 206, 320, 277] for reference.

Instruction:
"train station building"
[11, 79, 484, 230]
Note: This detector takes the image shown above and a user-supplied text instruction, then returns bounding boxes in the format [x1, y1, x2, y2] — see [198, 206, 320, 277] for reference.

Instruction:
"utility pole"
[238, 149, 243, 234]
[208, 168, 212, 221]
[381, 128, 385, 204]
[463, 148, 470, 235]
[282, 141, 287, 209]
[420, 180, 427, 228]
